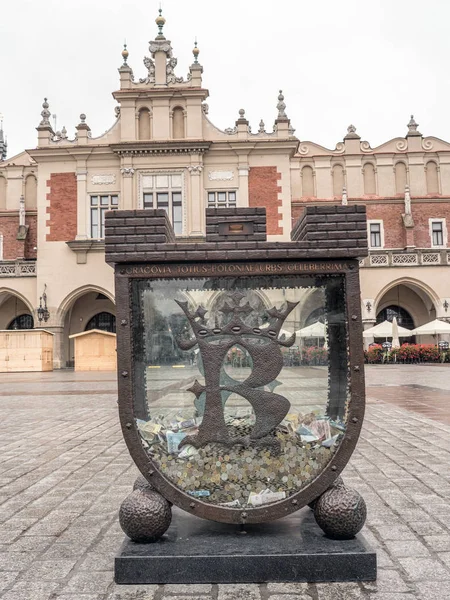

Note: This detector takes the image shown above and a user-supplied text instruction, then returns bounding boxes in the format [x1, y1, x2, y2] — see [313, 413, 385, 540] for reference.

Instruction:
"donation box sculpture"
[105, 206, 374, 583]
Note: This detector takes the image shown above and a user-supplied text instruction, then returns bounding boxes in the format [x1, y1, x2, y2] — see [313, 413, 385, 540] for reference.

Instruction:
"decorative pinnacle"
[259, 119, 265, 133]
[193, 38, 200, 64]
[39, 97, 51, 127]
[239, 108, 245, 118]
[0, 116, 6, 161]
[277, 90, 287, 119]
[155, 7, 166, 38]
[122, 42, 129, 65]
[407, 114, 421, 136]
[79, 113, 86, 124]
[344, 123, 360, 140]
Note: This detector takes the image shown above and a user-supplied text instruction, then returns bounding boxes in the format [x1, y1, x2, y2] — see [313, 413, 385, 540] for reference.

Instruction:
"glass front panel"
[132, 275, 348, 509]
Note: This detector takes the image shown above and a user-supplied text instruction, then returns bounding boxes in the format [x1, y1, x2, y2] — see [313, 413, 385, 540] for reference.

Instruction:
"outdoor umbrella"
[296, 321, 327, 348]
[411, 319, 450, 336]
[362, 320, 412, 339]
[296, 321, 327, 338]
[391, 316, 400, 349]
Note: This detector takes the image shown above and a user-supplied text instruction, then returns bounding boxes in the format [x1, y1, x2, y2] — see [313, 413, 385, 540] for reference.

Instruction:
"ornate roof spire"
[406, 114, 421, 137]
[0, 116, 7, 161]
[155, 7, 166, 39]
[39, 98, 51, 128]
[193, 38, 200, 64]
[122, 42, 129, 66]
[277, 90, 287, 119]
[259, 119, 266, 133]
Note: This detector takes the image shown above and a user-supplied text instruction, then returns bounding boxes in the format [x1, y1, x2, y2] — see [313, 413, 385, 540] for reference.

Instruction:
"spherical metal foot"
[133, 473, 155, 492]
[308, 476, 344, 510]
[119, 489, 172, 542]
[314, 484, 366, 540]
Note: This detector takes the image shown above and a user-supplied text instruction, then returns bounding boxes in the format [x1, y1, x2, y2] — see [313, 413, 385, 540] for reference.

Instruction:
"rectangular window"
[431, 221, 444, 247]
[207, 190, 237, 208]
[142, 173, 183, 235]
[90, 194, 118, 239]
[369, 222, 382, 248]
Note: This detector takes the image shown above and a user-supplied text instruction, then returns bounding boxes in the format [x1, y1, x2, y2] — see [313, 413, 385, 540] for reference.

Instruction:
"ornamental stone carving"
[187, 165, 203, 174]
[121, 168, 135, 177]
[208, 170, 234, 181]
[140, 56, 156, 84]
[92, 174, 116, 185]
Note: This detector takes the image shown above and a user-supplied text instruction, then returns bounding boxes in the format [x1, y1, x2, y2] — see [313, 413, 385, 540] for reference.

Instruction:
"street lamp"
[37, 284, 50, 323]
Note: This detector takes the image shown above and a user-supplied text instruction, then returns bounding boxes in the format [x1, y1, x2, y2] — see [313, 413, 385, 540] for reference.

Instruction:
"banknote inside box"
[131, 273, 349, 510]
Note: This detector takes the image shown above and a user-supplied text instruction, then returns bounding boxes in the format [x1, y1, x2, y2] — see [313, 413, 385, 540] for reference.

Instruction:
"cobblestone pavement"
[1, 366, 450, 599]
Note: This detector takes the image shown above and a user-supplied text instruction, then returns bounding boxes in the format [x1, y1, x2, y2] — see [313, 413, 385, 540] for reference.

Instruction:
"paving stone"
[160, 597, 212, 600]
[315, 582, 366, 599]
[217, 584, 261, 600]
[0, 572, 20, 593]
[106, 584, 158, 599]
[361, 570, 411, 593]
[398, 557, 450, 581]
[437, 552, 450, 567]
[423, 535, 450, 552]
[415, 581, 450, 600]
[368, 595, 419, 600]
[267, 595, 312, 600]
[384, 540, 430, 558]
[373, 526, 417, 541]
[164, 584, 212, 594]
[62, 571, 114, 593]
[21, 559, 77, 580]
[266, 583, 311, 594]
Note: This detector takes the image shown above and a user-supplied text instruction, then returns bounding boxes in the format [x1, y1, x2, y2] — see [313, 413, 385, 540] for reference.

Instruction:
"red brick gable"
[46, 173, 77, 242]
[248, 167, 282, 235]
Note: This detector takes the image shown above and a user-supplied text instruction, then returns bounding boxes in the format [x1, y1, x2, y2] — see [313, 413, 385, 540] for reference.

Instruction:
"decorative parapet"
[360, 249, 449, 267]
[0, 260, 36, 277]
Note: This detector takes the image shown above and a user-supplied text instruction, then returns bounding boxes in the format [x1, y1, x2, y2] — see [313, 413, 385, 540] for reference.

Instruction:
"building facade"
[1, 12, 449, 367]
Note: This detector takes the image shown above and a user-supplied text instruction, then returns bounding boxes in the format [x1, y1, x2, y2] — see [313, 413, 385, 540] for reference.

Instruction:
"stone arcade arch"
[58, 285, 116, 368]
[0, 288, 35, 331]
[373, 278, 438, 344]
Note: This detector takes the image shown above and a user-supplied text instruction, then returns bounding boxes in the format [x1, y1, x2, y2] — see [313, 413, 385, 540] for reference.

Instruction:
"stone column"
[237, 167, 249, 207]
[121, 166, 135, 210]
[75, 169, 88, 240]
[187, 158, 204, 236]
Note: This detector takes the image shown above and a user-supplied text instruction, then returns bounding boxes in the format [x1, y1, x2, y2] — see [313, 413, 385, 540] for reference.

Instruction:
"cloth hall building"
[0, 12, 449, 368]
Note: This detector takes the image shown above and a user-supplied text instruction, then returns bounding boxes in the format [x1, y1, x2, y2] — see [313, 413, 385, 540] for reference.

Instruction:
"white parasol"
[362, 320, 412, 339]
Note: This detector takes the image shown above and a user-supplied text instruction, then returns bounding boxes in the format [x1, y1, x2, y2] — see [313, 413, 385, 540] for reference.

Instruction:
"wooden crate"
[69, 329, 117, 371]
[0, 330, 54, 372]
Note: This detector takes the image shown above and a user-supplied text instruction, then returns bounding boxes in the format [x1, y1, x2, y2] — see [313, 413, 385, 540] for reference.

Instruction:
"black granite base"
[115, 507, 376, 584]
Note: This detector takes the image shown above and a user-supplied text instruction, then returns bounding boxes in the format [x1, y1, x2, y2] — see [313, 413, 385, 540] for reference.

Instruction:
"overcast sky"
[1, 0, 448, 159]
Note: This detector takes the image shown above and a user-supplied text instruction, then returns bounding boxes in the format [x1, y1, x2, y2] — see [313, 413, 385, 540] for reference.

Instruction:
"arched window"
[138, 108, 151, 140]
[85, 312, 116, 333]
[426, 161, 439, 194]
[172, 107, 185, 139]
[0, 176, 6, 210]
[301, 166, 315, 197]
[376, 305, 414, 329]
[395, 162, 407, 195]
[8, 314, 34, 330]
[25, 175, 37, 209]
[332, 164, 344, 197]
[363, 163, 376, 195]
